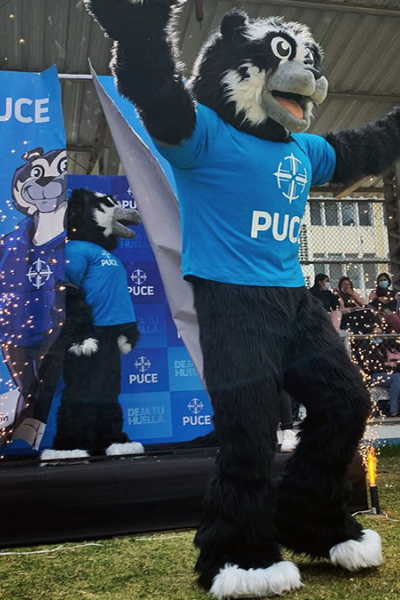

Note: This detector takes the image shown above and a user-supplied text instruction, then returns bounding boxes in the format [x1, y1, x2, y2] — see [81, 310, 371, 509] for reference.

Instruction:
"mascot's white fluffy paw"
[68, 338, 99, 356]
[210, 561, 302, 599]
[105, 442, 145, 456]
[41, 449, 90, 462]
[330, 529, 383, 571]
[117, 335, 132, 354]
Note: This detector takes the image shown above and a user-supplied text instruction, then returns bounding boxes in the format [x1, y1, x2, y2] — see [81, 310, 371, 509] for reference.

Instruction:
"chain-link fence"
[300, 198, 389, 297]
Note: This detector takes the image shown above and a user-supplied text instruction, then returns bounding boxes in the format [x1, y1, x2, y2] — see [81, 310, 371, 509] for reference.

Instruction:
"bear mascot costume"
[84, 1, 400, 597]
[42, 188, 144, 460]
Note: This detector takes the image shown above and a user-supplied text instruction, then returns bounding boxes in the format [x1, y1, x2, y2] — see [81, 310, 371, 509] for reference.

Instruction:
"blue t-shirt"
[155, 103, 336, 287]
[65, 240, 136, 326]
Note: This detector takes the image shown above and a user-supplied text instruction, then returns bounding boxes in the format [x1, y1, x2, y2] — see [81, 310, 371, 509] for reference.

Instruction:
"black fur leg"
[326, 107, 400, 185]
[195, 474, 282, 591]
[84, 0, 196, 144]
[53, 399, 96, 453]
[64, 285, 98, 351]
[192, 280, 299, 593]
[276, 294, 371, 557]
[55, 327, 130, 455]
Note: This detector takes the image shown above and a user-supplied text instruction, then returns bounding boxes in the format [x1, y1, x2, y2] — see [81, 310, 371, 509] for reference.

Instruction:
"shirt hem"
[183, 270, 305, 288]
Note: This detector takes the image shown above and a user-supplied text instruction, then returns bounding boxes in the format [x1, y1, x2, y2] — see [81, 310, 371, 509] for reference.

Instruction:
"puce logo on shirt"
[100, 250, 118, 267]
[274, 154, 308, 203]
[251, 155, 308, 241]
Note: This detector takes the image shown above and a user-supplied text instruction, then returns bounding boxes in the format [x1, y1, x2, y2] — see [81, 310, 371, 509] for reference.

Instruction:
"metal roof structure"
[1, 0, 399, 194]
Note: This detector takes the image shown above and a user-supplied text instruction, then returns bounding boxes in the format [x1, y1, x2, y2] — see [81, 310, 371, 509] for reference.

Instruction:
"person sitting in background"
[338, 276, 379, 334]
[353, 326, 400, 417]
[309, 273, 341, 332]
[309, 273, 342, 332]
[369, 273, 400, 333]
[309, 273, 338, 311]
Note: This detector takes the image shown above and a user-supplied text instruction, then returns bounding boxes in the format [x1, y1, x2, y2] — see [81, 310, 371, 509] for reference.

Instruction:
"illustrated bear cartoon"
[41, 188, 144, 460]
[0, 147, 67, 450]
[84, 1, 399, 597]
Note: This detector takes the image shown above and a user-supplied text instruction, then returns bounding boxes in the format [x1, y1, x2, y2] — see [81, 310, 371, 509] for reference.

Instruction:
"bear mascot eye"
[271, 36, 292, 60]
[30, 165, 45, 179]
[58, 157, 68, 174]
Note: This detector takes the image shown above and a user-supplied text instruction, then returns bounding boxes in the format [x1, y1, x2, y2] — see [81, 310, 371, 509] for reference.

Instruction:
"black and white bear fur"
[42, 189, 144, 461]
[84, 1, 394, 597]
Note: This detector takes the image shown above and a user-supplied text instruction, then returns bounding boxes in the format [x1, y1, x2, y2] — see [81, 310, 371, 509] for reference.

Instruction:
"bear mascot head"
[191, 11, 328, 141]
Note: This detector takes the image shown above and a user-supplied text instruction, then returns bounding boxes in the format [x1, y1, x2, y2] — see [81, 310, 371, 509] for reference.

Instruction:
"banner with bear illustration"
[0, 66, 66, 453]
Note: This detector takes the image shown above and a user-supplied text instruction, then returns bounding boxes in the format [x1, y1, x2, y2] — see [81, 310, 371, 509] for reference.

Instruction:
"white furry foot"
[68, 338, 99, 356]
[210, 561, 302, 599]
[330, 529, 383, 571]
[41, 449, 90, 461]
[105, 442, 145, 456]
[117, 335, 132, 354]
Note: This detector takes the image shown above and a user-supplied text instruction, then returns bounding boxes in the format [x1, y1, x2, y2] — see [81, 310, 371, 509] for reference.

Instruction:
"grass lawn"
[1, 447, 399, 600]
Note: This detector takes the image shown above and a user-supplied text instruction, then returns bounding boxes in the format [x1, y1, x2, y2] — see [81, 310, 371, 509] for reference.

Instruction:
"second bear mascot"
[42, 188, 144, 460]
[85, 1, 398, 597]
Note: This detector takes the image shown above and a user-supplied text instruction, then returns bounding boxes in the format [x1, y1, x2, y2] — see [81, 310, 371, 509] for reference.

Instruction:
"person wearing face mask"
[353, 326, 400, 417]
[369, 273, 400, 333]
[309, 274, 339, 311]
[309, 274, 342, 331]
[338, 276, 379, 334]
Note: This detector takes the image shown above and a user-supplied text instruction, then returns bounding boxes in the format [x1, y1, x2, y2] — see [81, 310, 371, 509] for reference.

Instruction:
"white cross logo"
[135, 356, 151, 373]
[188, 398, 204, 415]
[26, 259, 53, 289]
[131, 269, 147, 286]
[274, 153, 308, 203]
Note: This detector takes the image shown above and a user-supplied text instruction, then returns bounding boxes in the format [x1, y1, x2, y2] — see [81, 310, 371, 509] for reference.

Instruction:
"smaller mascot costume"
[85, 1, 400, 597]
[42, 189, 144, 460]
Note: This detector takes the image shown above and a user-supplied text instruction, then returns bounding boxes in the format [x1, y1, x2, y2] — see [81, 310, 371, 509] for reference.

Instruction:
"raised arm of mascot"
[85, 1, 394, 599]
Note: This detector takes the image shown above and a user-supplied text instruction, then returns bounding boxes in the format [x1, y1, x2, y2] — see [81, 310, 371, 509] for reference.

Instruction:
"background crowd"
[309, 272, 400, 417]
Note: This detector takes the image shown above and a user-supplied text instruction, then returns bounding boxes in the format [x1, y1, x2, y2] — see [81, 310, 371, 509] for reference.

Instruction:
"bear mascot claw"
[41, 189, 144, 461]
[84, 0, 395, 596]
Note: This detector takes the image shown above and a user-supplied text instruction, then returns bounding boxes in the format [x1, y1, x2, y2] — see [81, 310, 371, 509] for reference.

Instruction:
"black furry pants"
[191, 279, 371, 588]
[53, 325, 138, 456]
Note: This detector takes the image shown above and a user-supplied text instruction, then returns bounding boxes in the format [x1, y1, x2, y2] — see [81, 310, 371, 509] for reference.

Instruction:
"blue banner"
[0, 66, 66, 453]
[67, 175, 213, 446]
[0, 70, 212, 455]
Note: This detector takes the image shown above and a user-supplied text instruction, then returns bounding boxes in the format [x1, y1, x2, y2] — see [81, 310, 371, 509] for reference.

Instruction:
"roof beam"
[328, 92, 400, 104]
[58, 76, 400, 104]
[67, 146, 92, 153]
[246, 0, 400, 18]
[310, 186, 383, 195]
[86, 113, 108, 175]
[333, 177, 371, 199]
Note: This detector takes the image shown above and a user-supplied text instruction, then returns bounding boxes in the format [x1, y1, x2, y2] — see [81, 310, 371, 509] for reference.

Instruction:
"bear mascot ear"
[220, 10, 248, 41]
[67, 189, 87, 237]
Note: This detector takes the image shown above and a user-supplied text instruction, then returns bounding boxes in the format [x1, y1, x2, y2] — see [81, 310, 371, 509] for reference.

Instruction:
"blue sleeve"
[297, 133, 337, 186]
[65, 242, 90, 287]
[153, 104, 221, 169]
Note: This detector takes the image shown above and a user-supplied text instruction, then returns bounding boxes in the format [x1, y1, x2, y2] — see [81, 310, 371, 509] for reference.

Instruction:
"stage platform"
[0, 446, 368, 549]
